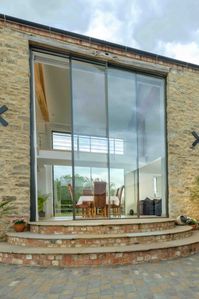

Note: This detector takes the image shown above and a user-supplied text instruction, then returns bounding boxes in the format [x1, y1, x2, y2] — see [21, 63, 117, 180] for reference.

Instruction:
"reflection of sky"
[53, 68, 165, 185]
[72, 61, 106, 136]
[54, 166, 72, 182]
[137, 75, 165, 162]
[72, 63, 139, 137]
[108, 68, 136, 135]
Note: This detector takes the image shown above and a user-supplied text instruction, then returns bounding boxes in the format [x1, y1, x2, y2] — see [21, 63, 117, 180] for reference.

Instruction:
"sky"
[1, 0, 199, 64]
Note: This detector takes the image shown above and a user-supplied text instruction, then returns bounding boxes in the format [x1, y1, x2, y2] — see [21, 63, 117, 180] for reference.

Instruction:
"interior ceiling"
[42, 64, 71, 126]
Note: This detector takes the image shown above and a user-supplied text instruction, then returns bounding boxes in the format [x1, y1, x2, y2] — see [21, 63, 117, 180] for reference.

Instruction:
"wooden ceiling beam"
[34, 63, 49, 122]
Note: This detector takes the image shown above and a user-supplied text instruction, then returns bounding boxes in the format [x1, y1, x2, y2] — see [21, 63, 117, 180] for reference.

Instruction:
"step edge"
[6, 226, 193, 240]
[28, 218, 175, 227]
[1, 232, 199, 255]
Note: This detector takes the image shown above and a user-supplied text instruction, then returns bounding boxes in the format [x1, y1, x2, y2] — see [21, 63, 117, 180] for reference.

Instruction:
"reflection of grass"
[55, 209, 82, 217]
[55, 212, 73, 217]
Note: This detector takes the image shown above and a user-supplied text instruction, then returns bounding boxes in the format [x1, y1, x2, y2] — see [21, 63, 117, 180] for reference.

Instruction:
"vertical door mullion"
[69, 57, 76, 220]
[30, 51, 38, 221]
[135, 74, 140, 218]
[164, 80, 169, 217]
[105, 63, 110, 219]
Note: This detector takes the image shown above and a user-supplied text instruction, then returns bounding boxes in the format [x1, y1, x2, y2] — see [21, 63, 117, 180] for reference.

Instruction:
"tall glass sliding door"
[33, 53, 73, 220]
[137, 75, 166, 216]
[33, 51, 167, 220]
[71, 60, 108, 219]
[108, 68, 138, 218]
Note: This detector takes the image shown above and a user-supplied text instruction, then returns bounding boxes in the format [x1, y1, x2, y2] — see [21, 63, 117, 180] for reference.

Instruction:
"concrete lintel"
[27, 35, 170, 75]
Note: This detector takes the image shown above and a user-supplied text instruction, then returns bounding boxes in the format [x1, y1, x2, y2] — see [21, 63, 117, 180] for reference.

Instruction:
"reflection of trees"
[54, 178, 70, 213]
[54, 174, 91, 214]
[110, 182, 116, 196]
[54, 174, 116, 214]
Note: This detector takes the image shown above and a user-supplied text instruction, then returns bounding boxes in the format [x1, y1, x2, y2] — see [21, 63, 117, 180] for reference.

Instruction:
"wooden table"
[77, 195, 119, 206]
[76, 195, 120, 218]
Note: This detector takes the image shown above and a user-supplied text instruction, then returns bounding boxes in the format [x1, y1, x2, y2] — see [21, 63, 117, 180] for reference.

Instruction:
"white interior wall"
[124, 171, 137, 215]
[139, 158, 166, 216]
[139, 172, 156, 200]
[124, 158, 166, 216]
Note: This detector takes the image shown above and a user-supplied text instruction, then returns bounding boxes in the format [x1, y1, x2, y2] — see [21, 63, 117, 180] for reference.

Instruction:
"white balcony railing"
[52, 132, 124, 155]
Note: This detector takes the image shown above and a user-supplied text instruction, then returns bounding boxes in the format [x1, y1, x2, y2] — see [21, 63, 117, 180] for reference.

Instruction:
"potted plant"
[38, 193, 50, 218]
[186, 217, 198, 230]
[13, 218, 26, 232]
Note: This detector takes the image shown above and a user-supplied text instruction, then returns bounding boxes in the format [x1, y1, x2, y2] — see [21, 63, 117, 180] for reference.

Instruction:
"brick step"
[29, 218, 176, 235]
[0, 231, 199, 267]
[7, 226, 193, 248]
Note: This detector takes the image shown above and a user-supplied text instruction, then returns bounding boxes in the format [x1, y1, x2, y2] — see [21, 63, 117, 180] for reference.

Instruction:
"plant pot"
[191, 224, 198, 230]
[14, 223, 25, 232]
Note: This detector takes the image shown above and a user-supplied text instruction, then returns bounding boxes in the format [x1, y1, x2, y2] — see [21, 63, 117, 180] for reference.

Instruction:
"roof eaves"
[0, 13, 199, 71]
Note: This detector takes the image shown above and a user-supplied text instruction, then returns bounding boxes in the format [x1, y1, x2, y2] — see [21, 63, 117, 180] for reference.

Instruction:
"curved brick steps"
[1, 231, 199, 267]
[29, 218, 176, 235]
[7, 226, 193, 248]
[1, 219, 198, 267]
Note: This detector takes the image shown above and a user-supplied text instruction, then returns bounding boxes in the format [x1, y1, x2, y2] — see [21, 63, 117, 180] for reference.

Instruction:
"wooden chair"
[93, 181, 107, 217]
[111, 185, 124, 217]
[82, 188, 93, 196]
[67, 184, 92, 218]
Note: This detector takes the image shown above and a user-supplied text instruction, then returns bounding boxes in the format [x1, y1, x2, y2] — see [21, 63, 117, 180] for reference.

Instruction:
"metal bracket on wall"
[191, 131, 199, 148]
[0, 105, 8, 126]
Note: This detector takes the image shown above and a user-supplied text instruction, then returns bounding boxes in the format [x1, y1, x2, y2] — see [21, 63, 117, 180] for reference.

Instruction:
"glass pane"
[108, 68, 138, 218]
[71, 60, 108, 219]
[137, 75, 166, 217]
[53, 166, 73, 217]
[34, 57, 72, 219]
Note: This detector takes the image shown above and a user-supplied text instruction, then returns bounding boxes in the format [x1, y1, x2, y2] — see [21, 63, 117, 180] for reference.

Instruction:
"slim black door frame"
[30, 48, 168, 221]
